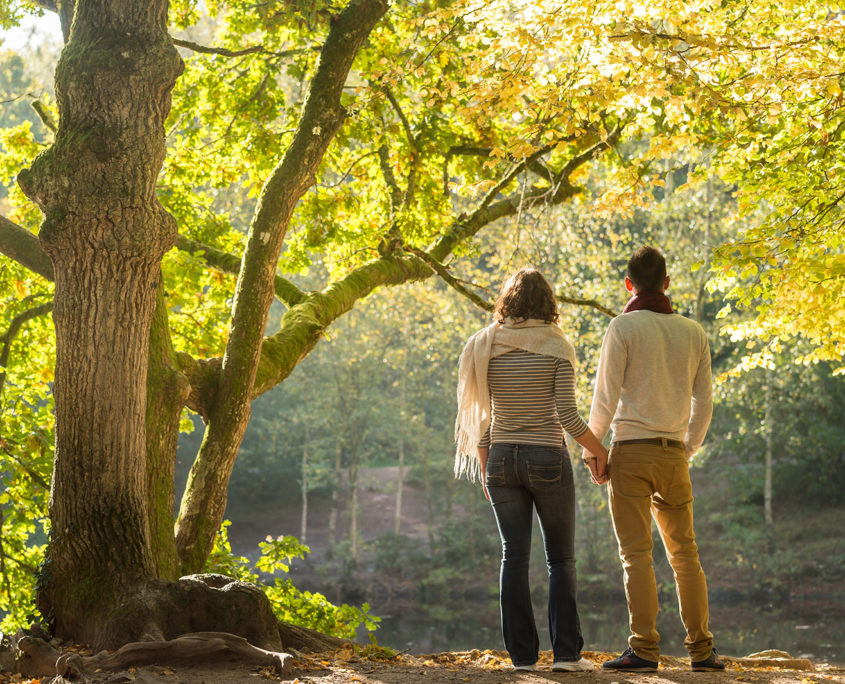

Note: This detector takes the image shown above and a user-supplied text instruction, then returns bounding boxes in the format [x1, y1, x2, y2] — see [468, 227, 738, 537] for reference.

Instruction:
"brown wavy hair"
[494, 268, 559, 324]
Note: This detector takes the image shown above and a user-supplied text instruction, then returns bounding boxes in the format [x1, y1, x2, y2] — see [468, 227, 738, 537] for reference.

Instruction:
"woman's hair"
[494, 268, 559, 324]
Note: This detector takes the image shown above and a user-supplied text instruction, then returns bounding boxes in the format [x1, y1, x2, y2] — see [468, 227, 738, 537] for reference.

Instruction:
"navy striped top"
[479, 349, 588, 448]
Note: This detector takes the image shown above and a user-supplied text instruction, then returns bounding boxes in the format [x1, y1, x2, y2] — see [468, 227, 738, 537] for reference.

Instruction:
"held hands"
[582, 446, 609, 486]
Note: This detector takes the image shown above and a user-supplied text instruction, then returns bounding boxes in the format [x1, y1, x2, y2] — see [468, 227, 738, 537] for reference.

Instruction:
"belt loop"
[661, 437, 667, 448]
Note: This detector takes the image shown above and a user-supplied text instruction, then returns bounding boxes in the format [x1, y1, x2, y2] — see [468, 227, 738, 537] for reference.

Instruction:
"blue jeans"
[486, 443, 583, 666]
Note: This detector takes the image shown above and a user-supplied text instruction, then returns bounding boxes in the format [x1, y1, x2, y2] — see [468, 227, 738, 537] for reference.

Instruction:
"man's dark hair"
[627, 246, 667, 292]
[494, 267, 559, 324]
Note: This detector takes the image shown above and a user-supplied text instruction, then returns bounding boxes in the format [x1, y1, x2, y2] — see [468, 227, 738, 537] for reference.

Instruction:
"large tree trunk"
[17, 0, 183, 644]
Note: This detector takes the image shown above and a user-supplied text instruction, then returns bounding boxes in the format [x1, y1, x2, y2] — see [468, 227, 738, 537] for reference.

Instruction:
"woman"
[455, 267, 607, 672]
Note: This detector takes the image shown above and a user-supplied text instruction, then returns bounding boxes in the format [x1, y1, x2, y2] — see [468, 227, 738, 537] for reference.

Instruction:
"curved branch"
[443, 145, 492, 195]
[0, 216, 54, 281]
[253, 252, 432, 398]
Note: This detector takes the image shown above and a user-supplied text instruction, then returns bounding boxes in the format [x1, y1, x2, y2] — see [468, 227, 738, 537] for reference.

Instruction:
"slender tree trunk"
[422, 448, 435, 553]
[17, 0, 182, 644]
[349, 447, 359, 565]
[300, 420, 309, 544]
[695, 174, 713, 323]
[394, 360, 407, 536]
[327, 437, 342, 558]
[764, 384, 774, 553]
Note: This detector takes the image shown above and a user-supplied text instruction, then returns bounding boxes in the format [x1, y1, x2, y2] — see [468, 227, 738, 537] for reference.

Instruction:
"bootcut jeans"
[486, 443, 584, 667]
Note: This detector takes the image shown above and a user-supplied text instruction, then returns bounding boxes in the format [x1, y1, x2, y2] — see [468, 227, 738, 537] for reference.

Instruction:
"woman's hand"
[583, 446, 608, 485]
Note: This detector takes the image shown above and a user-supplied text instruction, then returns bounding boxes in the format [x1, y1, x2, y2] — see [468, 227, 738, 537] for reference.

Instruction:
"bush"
[205, 521, 379, 639]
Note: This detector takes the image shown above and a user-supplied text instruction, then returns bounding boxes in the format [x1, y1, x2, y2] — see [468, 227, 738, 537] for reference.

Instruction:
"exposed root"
[56, 631, 293, 679]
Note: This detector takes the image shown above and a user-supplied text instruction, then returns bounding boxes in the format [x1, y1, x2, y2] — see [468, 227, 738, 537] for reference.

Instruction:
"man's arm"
[584, 322, 626, 483]
[685, 333, 713, 456]
[588, 322, 626, 443]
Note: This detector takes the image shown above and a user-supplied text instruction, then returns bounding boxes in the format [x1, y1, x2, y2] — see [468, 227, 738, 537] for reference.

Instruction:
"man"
[583, 246, 724, 672]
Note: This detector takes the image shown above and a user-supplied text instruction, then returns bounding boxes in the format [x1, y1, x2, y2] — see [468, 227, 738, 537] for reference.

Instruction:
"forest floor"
[4, 648, 843, 684]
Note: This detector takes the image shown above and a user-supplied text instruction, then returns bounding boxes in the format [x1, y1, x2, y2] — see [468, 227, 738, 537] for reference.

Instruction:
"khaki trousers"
[607, 441, 713, 662]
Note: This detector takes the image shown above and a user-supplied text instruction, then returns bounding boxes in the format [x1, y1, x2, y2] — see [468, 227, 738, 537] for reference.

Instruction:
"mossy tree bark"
[16, 0, 183, 643]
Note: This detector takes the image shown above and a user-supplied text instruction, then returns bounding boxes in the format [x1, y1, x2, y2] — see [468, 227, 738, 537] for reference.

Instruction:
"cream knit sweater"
[588, 310, 712, 455]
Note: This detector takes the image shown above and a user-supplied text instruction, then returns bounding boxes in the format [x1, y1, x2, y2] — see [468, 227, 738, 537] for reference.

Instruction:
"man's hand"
[583, 447, 609, 485]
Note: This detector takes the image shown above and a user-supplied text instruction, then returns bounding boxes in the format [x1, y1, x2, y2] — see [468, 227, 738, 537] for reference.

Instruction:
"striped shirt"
[479, 349, 589, 448]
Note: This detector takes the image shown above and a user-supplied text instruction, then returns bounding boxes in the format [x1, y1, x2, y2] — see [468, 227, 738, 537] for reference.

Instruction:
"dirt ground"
[5, 649, 843, 684]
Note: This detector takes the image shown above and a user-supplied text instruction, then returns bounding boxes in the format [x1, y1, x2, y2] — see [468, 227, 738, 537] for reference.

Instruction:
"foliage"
[204, 521, 379, 639]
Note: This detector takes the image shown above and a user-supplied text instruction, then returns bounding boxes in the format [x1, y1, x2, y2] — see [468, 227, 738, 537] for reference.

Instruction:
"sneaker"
[602, 647, 658, 672]
[553, 657, 595, 671]
[512, 663, 535, 671]
[691, 648, 726, 671]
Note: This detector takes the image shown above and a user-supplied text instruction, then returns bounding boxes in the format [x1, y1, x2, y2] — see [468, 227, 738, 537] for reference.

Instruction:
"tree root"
[8, 629, 293, 680]
[57, 631, 293, 679]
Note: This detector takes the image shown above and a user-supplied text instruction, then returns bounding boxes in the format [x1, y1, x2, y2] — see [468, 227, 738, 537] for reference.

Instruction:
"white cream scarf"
[454, 318, 577, 482]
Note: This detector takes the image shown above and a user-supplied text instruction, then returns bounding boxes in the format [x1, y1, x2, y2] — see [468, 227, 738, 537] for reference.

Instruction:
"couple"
[455, 246, 724, 673]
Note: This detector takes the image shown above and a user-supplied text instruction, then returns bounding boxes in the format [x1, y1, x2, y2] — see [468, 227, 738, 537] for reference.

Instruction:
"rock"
[747, 649, 793, 659]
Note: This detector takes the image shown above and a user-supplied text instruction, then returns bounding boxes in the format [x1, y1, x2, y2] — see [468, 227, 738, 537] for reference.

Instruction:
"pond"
[370, 593, 845, 666]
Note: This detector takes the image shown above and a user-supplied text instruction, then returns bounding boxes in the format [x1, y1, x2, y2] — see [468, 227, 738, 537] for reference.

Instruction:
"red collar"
[622, 291, 674, 315]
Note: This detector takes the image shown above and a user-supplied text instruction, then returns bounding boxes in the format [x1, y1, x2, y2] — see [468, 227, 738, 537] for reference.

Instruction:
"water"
[372, 594, 845, 665]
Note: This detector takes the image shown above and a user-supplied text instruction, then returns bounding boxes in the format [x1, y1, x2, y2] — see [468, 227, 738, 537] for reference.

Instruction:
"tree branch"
[253, 252, 432, 398]
[0, 301, 53, 399]
[557, 294, 615, 318]
[175, 235, 306, 307]
[0, 442, 50, 492]
[171, 38, 319, 59]
[431, 122, 625, 262]
[0, 215, 54, 281]
[404, 246, 494, 311]
[377, 144, 403, 216]
[383, 86, 419, 207]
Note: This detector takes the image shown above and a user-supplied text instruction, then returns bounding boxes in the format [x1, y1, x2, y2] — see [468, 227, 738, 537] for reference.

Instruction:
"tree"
[0, 0, 627, 648]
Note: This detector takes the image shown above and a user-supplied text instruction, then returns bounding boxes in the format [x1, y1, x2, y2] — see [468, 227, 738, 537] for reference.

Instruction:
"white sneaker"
[552, 657, 595, 672]
[513, 663, 535, 671]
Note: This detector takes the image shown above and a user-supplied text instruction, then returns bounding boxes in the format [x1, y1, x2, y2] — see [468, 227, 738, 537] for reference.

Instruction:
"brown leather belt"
[612, 438, 685, 450]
